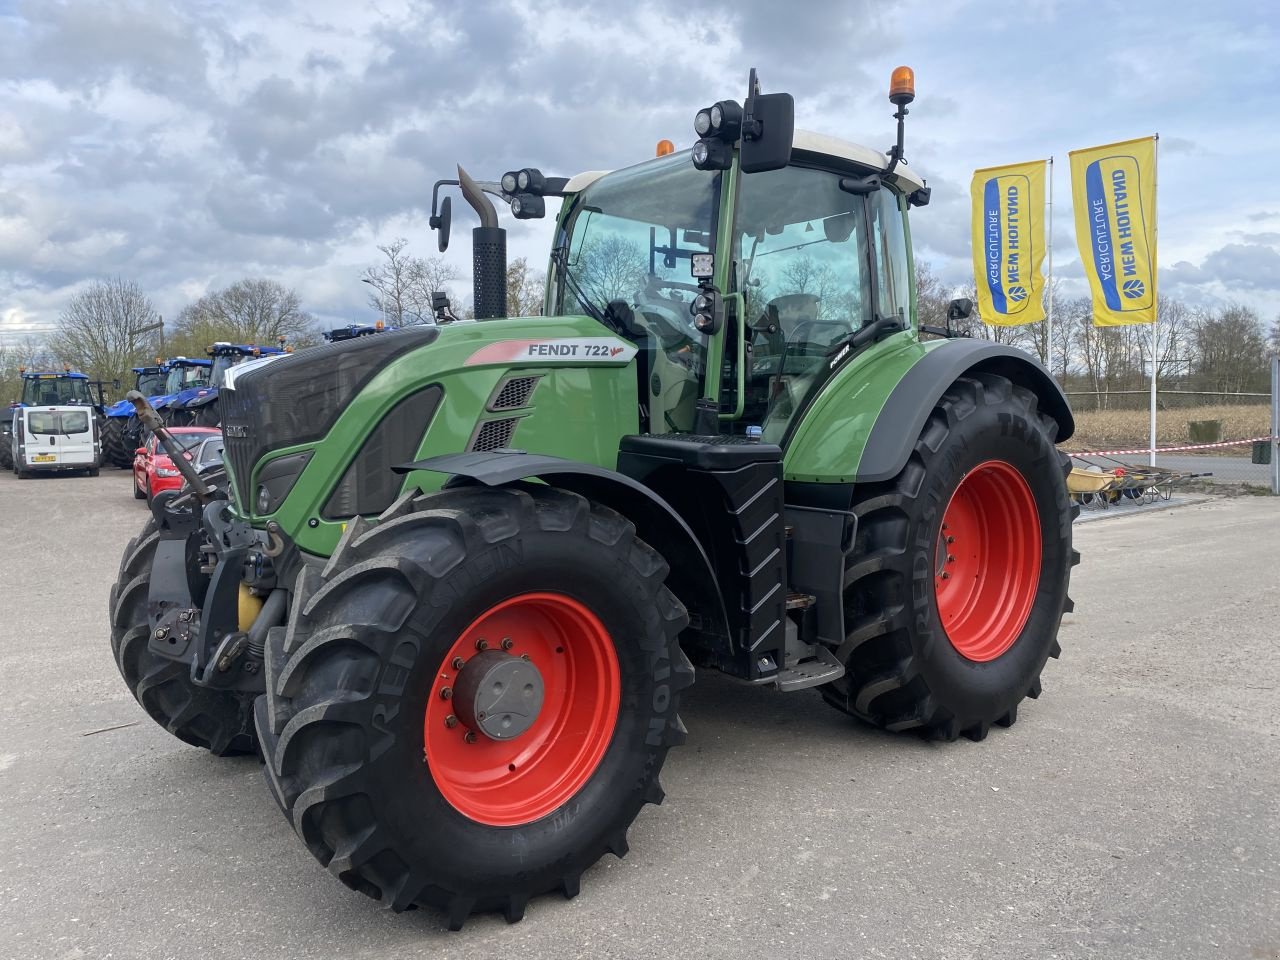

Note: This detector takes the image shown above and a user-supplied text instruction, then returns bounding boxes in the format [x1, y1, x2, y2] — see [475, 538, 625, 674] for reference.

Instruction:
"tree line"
[915, 260, 1279, 407]
[1, 276, 317, 403]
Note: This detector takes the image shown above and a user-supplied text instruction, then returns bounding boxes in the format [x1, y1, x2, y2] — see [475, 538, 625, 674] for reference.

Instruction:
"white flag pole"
[1046, 157, 1054, 376]
[1149, 133, 1160, 468]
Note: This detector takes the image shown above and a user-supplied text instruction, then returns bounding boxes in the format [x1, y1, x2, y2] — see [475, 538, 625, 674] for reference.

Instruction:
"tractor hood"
[218, 316, 640, 549]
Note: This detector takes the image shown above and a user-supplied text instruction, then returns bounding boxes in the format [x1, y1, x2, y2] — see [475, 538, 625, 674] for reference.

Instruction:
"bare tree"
[362, 238, 459, 325]
[914, 257, 951, 331]
[171, 279, 316, 354]
[1191, 303, 1269, 393]
[576, 236, 647, 306]
[46, 278, 161, 387]
[506, 258, 546, 317]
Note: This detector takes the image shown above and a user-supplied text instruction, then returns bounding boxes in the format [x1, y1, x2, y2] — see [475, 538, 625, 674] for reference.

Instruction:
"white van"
[12, 406, 100, 478]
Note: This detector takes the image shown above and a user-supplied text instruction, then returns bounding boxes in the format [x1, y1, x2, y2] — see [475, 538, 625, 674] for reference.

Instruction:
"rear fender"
[856, 341, 1073, 483]
[397, 451, 731, 651]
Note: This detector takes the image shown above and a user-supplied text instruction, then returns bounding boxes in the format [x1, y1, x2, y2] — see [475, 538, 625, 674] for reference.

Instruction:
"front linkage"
[123, 391, 286, 697]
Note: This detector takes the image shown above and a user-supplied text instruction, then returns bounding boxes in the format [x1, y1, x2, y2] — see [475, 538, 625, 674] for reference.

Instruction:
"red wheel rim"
[423, 593, 620, 826]
[935, 460, 1042, 662]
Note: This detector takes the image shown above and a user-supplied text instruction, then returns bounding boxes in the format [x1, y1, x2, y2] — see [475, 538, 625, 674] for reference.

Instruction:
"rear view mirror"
[947, 298, 974, 321]
[740, 92, 795, 173]
[433, 196, 451, 253]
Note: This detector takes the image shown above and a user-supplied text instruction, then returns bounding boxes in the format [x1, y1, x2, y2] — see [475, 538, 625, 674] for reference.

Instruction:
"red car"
[132, 427, 222, 500]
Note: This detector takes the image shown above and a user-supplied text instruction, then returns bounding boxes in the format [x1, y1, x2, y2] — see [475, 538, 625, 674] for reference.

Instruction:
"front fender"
[397, 451, 731, 648]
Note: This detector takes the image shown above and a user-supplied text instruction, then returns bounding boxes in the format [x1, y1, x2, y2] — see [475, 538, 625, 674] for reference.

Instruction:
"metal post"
[1148, 134, 1160, 469]
[1046, 157, 1054, 375]
[1271, 354, 1279, 495]
[1149, 316, 1158, 468]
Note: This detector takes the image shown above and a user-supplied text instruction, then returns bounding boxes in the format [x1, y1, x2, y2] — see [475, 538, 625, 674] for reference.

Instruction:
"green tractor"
[109, 69, 1076, 929]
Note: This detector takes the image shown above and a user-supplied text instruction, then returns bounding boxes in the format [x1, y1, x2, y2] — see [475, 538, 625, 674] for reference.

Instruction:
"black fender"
[857, 341, 1074, 483]
[396, 451, 731, 646]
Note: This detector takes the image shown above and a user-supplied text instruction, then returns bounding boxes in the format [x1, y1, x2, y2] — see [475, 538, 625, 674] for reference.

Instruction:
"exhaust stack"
[458, 165, 507, 319]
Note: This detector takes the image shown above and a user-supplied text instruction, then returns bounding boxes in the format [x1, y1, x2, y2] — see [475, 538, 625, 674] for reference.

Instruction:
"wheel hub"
[452, 650, 545, 741]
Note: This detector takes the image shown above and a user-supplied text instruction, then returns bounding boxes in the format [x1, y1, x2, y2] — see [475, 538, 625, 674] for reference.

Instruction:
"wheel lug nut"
[440, 686, 453, 700]
[445, 715, 457, 728]
[946, 536, 955, 544]
[464, 731, 477, 744]
[451, 657, 465, 670]
[947, 555, 955, 563]
[520, 653, 531, 661]
[475, 639, 489, 651]
[501, 637, 514, 651]
[940, 571, 951, 580]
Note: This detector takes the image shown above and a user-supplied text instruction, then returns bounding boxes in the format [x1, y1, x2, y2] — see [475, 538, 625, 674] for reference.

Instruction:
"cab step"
[775, 646, 844, 692]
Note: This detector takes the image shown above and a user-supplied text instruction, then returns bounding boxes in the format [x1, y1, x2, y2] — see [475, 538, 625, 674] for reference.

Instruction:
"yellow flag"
[1069, 136, 1157, 325]
[970, 160, 1047, 326]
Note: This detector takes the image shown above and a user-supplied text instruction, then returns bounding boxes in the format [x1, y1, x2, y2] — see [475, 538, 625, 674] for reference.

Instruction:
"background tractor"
[102, 362, 170, 468]
[167, 340, 290, 427]
[109, 68, 1077, 930]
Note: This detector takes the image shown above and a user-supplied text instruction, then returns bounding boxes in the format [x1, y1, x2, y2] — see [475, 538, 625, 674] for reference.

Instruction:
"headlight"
[156, 467, 180, 477]
[257, 484, 271, 514]
[501, 171, 518, 193]
[694, 108, 712, 136]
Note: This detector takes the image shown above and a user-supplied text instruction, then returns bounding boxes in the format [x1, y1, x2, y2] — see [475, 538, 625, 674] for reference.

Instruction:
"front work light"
[501, 171, 519, 193]
[708, 100, 742, 140]
[511, 194, 545, 219]
[516, 168, 546, 194]
[692, 137, 732, 170]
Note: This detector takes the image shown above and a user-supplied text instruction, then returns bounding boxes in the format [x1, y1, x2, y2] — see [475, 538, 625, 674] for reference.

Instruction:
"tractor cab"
[208, 340, 290, 389]
[158, 358, 212, 400]
[19, 369, 98, 408]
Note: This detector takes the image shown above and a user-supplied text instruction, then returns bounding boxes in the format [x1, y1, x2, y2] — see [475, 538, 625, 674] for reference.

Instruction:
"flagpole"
[1046, 157, 1054, 377]
[1149, 133, 1160, 468]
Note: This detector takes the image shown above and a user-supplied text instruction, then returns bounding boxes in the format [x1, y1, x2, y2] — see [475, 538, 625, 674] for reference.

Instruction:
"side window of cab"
[869, 187, 913, 328]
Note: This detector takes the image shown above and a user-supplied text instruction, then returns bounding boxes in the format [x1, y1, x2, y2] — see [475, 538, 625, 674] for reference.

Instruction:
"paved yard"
[0, 471, 1277, 960]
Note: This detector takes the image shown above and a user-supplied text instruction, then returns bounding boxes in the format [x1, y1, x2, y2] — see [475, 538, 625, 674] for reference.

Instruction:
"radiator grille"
[488, 376, 540, 411]
[469, 418, 518, 452]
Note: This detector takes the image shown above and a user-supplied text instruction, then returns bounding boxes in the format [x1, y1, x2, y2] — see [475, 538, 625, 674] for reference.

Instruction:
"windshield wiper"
[553, 247, 609, 327]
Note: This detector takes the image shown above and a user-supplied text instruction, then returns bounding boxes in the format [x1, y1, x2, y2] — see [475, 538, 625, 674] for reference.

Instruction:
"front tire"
[101, 417, 132, 469]
[109, 517, 258, 755]
[822, 372, 1078, 741]
[256, 483, 692, 928]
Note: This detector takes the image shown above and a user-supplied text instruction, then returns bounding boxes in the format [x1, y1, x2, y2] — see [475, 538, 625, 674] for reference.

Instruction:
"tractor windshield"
[165, 365, 209, 394]
[551, 152, 720, 432]
[211, 354, 244, 388]
[21, 376, 94, 407]
[136, 371, 167, 397]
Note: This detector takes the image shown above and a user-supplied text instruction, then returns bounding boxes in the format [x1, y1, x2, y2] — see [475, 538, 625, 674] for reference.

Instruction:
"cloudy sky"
[1, 0, 1277, 342]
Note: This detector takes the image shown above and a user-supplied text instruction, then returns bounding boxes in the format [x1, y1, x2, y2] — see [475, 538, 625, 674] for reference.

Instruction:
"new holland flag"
[1069, 136, 1157, 326]
[970, 160, 1048, 326]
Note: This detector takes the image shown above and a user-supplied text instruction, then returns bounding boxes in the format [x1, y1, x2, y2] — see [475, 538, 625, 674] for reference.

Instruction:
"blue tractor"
[100, 357, 212, 468]
[167, 340, 290, 427]
[100, 362, 171, 468]
[323, 322, 384, 342]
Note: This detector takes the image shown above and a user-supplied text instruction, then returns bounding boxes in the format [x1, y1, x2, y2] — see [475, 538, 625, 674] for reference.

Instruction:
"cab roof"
[564, 129, 926, 193]
[22, 371, 88, 379]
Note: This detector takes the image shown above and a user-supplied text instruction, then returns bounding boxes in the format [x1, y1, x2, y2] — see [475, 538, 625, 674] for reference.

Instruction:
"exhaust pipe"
[458, 165, 507, 320]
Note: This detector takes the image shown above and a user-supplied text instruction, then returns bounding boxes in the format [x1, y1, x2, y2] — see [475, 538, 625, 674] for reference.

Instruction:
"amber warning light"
[889, 66, 915, 105]
[656, 139, 675, 157]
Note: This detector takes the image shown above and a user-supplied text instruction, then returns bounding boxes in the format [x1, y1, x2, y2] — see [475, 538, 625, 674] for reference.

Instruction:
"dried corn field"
[1065, 404, 1271, 454]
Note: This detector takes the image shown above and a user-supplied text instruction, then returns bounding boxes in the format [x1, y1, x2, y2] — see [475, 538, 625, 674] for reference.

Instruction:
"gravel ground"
[1, 470, 1277, 960]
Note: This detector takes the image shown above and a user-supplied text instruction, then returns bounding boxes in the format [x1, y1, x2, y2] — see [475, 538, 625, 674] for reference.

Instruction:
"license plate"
[33, 454, 55, 462]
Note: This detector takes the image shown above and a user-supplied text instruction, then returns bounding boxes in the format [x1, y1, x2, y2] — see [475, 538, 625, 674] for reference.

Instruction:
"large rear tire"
[101, 417, 132, 469]
[109, 517, 258, 755]
[0, 438, 12, 472]
[255, 483, 692, 928]
[821, 372, 1078, 741]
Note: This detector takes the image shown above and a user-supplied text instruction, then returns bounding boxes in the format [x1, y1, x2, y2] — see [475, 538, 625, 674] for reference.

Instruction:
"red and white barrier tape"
[1066, 435, 1277, 458]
